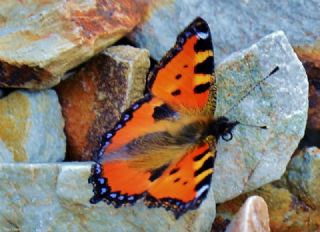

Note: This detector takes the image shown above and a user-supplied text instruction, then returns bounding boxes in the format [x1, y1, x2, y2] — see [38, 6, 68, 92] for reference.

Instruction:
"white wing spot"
[110, 193, 117, 198]
[132, 104, 140, 110]
[115, 124, 122, 130]
[123, 114, 130, 121]
[101, 188, 107, 194]
[196, 184, 209, 198]
[197, 31, 209, 39]
[106, 133, 113, 139]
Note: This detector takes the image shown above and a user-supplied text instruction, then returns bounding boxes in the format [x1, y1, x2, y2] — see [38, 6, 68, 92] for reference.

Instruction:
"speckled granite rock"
[286, 147, 320, 208]
[0, 90, 65, 162]
[130, 0, 319, 64]
[225, 196, 270, 232]
[213, 31, 308, 203]
[0, 0, 147, 89]
[56, 45, 149, 161]
[0, 163, 215, 232]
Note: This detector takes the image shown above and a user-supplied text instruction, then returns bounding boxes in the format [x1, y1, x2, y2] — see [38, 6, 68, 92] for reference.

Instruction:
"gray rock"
[286, 147, 320, 208]
[0, 90, 65, 162]
[0, 163, 215, 232]
[212, 31, 308, 203]
[129, 0, 320, 64]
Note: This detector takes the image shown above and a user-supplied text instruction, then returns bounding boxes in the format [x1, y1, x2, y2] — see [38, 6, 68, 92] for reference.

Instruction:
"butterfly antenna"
[238, 122, 267, 129]
[223, 66, 279, 116]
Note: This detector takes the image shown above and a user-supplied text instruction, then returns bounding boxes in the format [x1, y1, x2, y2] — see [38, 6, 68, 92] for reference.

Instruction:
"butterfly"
[88, 17, 239, 219]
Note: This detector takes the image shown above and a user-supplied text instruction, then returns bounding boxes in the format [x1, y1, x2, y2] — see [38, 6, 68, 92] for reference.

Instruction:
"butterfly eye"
[222, 131, 233, 141]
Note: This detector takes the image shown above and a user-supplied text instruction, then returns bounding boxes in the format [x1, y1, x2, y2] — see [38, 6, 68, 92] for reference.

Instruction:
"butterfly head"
[211, 116, 239, 142]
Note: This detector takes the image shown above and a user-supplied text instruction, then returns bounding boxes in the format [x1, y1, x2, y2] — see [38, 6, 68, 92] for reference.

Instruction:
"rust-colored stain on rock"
[71, 0, 148, 40]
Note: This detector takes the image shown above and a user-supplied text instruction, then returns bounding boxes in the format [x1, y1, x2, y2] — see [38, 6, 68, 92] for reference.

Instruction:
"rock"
[129, 0, 320, 64]
[212, 31, 308, 203]
[56, 45, 150, 161]
[215, 183, 320, 232]
[286, 147, 320, 208]
[0, 0, 147, 89]
[295, 40, 320, 146]
[0, 90, 65, 162]
[0, 162, 215, 232]
[225, 196, 270, 232]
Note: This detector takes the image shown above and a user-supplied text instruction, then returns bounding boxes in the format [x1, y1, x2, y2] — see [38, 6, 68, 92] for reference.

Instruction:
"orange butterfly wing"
[89, 17, 216, 217]
[89, 94, 176, 205]
[145, 143, 215, 218]
[148, 17, 214, 112]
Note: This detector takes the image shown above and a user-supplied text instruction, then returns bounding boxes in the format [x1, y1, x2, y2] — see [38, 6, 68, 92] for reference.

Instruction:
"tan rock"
[0, 90, 65, 162]
[0, 0, 148, 89]
[0, 162, 215, 232]
[56, 45, 150, 161]
[225, 196, 270, 232]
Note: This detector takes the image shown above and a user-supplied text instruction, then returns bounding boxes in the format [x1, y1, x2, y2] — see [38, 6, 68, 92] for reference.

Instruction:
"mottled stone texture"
[225, 196, 270, 232]
[0, 0, 147, 89]
[214, 183, 320, 232]
[295, 40, 320, 145]
[0, 163, 215, 232]
[286, 147, 320, 209]
[56, 45, 150, 161]
[0, 90, 65, 162]
[212, 31, 308, 203]
[130, 0, 319, 64]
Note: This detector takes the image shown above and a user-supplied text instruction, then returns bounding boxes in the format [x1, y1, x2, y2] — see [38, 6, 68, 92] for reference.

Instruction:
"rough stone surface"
[214, 183, 320, 232]
[212, 31, 308, 203]
[56, 45, 150, 161]
[286, 147, 320, 208]
[130, 0, 320, 64]
[295, 40, 320, 134]
[225, 196, 270, 232]
[0, 0, 147, 89]
[0, 90, 65, 162]
[0, 163, 215, 232]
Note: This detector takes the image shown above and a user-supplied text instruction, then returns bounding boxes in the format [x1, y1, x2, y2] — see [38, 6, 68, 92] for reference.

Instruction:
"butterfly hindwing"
[145, 143, 215, 219]
[148, 17, 215, 113]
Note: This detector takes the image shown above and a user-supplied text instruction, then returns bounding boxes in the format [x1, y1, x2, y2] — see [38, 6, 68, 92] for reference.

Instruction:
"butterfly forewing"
[148, 17, 215, 113]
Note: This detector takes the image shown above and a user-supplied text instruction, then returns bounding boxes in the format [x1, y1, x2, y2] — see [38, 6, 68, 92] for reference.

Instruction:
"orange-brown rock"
[0, 0, 148, 89]
[295, 41, 320, 131]
[214, 184, 320, 232]
[56, 45, 149, 161]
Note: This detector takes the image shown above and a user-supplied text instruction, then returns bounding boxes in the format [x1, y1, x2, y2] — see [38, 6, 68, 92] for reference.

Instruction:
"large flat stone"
[0, 90, 65, 162]
[0, 163, 215, 232]
[129, 0, 319, 64]
[212, 31, 308, 203]
[0, 0, 147, 89]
